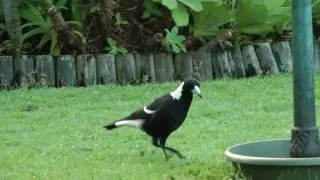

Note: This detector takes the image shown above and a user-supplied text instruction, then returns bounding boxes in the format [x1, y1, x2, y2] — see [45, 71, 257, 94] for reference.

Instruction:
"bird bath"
[224, 0, 320, 179]
[225, 139, 320, 180]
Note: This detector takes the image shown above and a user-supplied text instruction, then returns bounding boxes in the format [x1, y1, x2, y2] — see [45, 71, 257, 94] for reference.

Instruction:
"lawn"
[1, 74, 320, 180]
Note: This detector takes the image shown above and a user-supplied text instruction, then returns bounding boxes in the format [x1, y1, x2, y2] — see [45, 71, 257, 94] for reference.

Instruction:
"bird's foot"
[176, 153, 185, 159]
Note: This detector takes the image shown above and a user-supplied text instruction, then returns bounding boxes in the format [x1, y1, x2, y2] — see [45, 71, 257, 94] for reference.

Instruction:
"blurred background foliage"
[0, 0, 319, 55]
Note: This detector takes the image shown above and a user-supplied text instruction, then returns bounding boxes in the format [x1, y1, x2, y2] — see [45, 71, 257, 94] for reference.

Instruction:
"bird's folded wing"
[120, 94, 172, 122]
[145, 94, 172, 114]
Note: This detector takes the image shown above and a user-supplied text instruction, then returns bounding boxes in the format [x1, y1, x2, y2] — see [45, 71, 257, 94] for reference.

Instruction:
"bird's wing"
[105, 94, 173, 130]
[145, 94, 172, 113]
[122, 94, 172, 121]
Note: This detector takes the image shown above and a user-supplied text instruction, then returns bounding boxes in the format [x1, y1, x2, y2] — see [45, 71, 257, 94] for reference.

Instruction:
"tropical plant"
[153, 0, 204, 26]
[235, 0, 291, 35]
[142, 0, 163, 18]
[21, 3, 60, 55]
[0, 23, 5, 36]
[105, 37, 128, 55]
[312, 0, 320, 25]
[192, 1, 235, 38]
[20, 0, 84, 55]
[161, 26, 186, 53]
[69, 0, 99, 23]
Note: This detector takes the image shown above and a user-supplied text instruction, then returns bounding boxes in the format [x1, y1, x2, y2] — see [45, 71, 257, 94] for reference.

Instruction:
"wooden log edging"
[36, 55, 55, 87]
[76, 55, 97, 86]
[1, 40, 320, 89]
[174, 52, 193, 80]
[242, 45, 263, 76]
[96, 54, 117, 84]
[57, 55, 76, 87]
[0, 56, 13, 89]
[154, 53, 174, 83]
[14, 55, 35, 87]
[231, 45, 246, 77]
[255, 42, 279, 75]
[192, 51, 213, 81]
[271, 41, 293, 73]
[134, 53, 156, 83]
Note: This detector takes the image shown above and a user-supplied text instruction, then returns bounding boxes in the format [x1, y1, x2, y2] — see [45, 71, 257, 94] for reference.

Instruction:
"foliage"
[192, 1, 235, 37]
[0, 40, 12, 54]
[142, 0, 162, 18]
[0, 23, 5, 36]
[1, 0, 319, 54]
[114, 12, 129, 28]
[21, 3, 60, 55]
[20, 0, 83, 55]
[162, 26, 186, 53]
[70, 0, 99, 23]
[312, 0, 320, 25]
[235, 0, 291, 35]
[104, 37, 128, 55]
[158, 0, 204, 26]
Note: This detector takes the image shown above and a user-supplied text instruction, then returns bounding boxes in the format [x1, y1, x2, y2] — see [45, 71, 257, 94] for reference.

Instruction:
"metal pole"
[290, 0, 320, 157]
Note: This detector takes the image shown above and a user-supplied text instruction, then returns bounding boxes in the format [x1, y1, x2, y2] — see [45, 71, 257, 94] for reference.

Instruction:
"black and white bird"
[104, 78, 202, 160]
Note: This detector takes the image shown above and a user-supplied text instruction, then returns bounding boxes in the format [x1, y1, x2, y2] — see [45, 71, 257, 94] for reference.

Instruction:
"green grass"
[1, 74, 320, 180]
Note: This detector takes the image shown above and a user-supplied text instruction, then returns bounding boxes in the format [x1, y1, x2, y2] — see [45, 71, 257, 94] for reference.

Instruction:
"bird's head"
[170, 78, 202, 100]
[183, 79, 202, 98]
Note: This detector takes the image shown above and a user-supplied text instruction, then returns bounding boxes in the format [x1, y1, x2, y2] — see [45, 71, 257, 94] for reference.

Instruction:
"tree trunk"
[3, 0, 22, 55]
[36, 0, 84, 53]
[99, 0, 116, 30]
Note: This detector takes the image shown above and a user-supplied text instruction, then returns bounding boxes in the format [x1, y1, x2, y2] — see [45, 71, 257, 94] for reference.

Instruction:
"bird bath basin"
[224, 139, 320, 180]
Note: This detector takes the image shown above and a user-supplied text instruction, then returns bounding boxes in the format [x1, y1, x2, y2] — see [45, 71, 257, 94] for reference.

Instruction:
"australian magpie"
[104, 78, 202, 160]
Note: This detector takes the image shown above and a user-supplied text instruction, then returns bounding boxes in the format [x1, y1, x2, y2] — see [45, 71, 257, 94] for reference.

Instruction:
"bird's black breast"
[142, 95, 193, 138]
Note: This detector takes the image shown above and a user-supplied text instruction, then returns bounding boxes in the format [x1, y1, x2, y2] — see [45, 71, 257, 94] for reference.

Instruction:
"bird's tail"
[104, 119, 144, 130]
[104, 122, 117, 130]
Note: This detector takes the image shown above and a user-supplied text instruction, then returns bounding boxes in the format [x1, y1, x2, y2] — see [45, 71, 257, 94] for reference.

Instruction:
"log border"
[1, 41, 319, 89]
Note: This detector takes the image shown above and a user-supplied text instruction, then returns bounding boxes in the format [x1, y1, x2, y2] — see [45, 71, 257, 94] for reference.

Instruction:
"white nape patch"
[192, 85, 201, 95]
[143, 106, 155, 114]
[115, 119, 145, 129]
[170, 82, 184, 100]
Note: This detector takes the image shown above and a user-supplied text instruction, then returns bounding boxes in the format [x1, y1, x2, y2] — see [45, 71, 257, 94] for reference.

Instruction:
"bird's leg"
[152, 137, 169, 160]
[159, 137, 185, 159]
[162, 146, 185, 159]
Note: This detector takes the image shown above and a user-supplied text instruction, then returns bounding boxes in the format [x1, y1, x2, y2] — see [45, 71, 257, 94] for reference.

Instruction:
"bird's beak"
[192, 85, 202, 98]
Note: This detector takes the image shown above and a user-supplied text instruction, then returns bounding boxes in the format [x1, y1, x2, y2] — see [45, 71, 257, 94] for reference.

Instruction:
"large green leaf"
[261, 0, 287, 11]
[178, 0, 203, 12]
[21, 22, 41, 29]
[171, 4, 189, 26]
[267, 12, 291, 33]
[192, 2, 234, 37]
[0, 23, 5, 36]
[235, 0, 292, 35]
[235, 0, 268, 27]
[50, 33, 60, 56]
[55, 0, 67, 11]
[162, 0, 178, 10]
[22, 27, 48, 41]
[21, 5, 46, 24]
[37, 33, 52, 49]
[142, 0, 163, 18]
